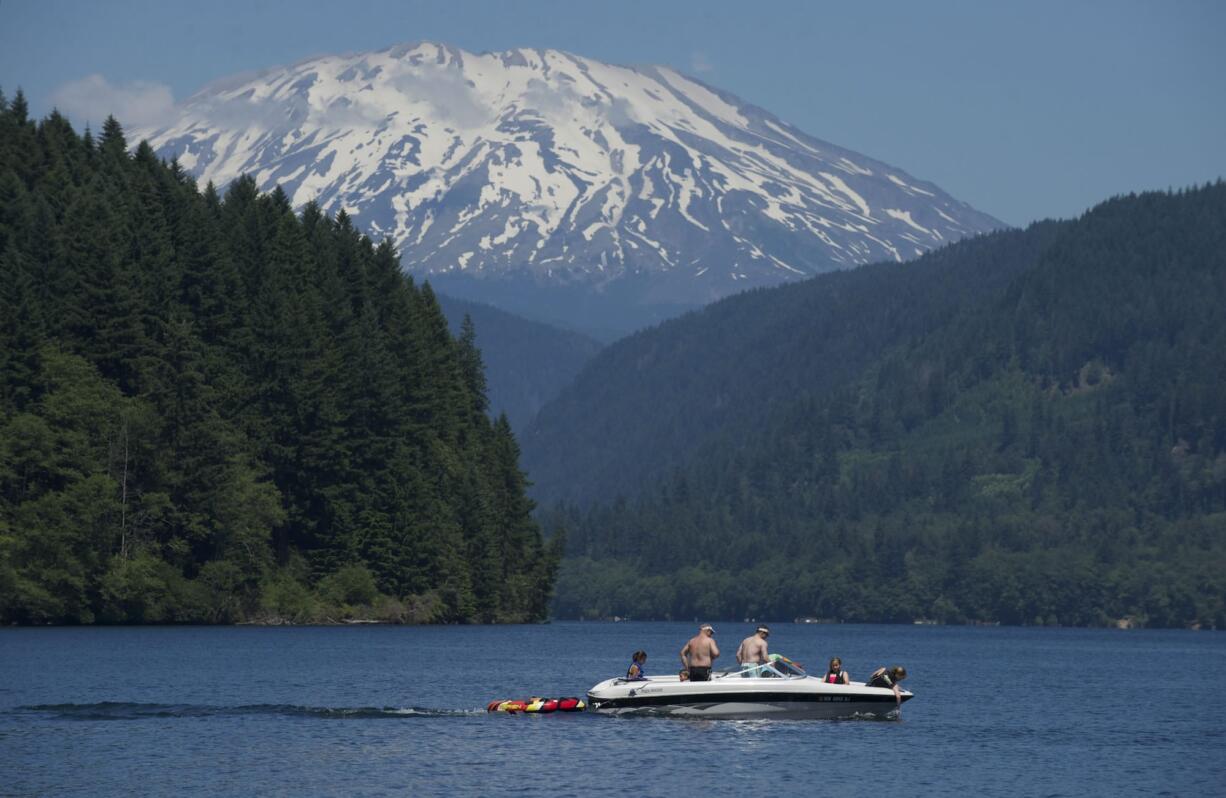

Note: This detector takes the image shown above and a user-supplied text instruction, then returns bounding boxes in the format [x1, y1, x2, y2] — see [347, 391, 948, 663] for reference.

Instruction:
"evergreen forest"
[541, 183, 1226, 629]
[0, 94, 559, 625]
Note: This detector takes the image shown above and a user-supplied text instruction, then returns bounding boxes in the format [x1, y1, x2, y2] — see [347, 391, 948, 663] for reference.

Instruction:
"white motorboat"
[586, 656, 912, 719]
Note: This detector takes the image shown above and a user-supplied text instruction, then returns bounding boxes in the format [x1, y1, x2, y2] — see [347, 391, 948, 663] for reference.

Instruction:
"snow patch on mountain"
[134, 42, 1004, 304]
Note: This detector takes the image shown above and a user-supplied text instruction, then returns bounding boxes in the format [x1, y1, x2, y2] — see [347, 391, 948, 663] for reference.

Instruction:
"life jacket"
[627, 660, 646, 679]
[824, 669, 845, 684]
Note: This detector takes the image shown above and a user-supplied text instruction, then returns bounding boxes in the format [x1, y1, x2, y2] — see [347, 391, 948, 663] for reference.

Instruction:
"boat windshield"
[769, 655, 807, 676]
[718, 655, 807, 679]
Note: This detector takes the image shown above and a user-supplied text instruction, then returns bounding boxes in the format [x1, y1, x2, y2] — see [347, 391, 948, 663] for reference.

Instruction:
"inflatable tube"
[487, 696, 584, 713]
[494, 700, 527, 713]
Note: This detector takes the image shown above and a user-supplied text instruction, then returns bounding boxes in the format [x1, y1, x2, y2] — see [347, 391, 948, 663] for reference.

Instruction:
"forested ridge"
[436, 293, 602, 431]
[522, 220, 1067, 505]
[0, 93, 559, 625]
[545, 183, 1226, 629]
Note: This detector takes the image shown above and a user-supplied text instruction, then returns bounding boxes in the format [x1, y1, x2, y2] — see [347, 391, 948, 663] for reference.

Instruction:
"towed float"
[487, 696, 585, 714]
[585, 655, 912, 719]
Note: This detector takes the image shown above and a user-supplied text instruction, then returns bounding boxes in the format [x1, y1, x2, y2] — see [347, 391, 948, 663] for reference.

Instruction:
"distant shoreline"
[4, 618, 1217, 631]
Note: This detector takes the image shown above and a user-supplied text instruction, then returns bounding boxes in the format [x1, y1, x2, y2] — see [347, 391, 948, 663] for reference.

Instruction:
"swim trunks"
[689, 666, 711, 682]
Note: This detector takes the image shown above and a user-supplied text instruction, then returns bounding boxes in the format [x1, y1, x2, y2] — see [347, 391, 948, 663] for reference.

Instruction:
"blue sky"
[2, 0, 1222, 225]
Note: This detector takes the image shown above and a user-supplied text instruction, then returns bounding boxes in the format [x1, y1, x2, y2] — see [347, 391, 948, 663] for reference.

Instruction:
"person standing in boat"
[824, 657, 850, 684]
[680, 624, 720, 681]
[736, 626, 770, 667]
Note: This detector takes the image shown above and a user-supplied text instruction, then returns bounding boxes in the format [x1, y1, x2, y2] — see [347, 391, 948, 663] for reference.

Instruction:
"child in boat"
[626, 650, 648, 680]
[824, 657, 850, 684]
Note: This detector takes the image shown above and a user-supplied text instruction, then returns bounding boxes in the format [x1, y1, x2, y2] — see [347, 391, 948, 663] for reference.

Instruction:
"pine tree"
[457, 314, 489, 418]
[0, 245, 43, 409]
[98, 115, 127, 160]
[55, 176, 148, 392]
[10, 89, 29, 125]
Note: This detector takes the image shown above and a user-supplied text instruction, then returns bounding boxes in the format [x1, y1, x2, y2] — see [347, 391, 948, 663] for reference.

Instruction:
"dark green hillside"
[0, 94, 558, 624]
[546, 183, 1226, 628]
[522, 220, 1065, 505]
[435, 294, 602, 431]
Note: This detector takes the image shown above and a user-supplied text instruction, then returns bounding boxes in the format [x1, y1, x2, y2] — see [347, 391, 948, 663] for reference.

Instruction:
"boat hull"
[586, 676, 911, 720]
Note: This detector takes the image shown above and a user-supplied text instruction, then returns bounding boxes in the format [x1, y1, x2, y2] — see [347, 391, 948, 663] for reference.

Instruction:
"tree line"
[0, 92, 559, 624]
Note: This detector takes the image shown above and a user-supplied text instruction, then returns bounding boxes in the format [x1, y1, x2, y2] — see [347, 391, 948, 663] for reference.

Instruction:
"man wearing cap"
[679, 624, 720, 682]
[736, 626, 771, 667]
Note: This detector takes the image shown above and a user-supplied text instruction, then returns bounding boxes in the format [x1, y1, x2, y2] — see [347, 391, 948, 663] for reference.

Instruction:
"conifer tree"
[10, 90, 29, 125]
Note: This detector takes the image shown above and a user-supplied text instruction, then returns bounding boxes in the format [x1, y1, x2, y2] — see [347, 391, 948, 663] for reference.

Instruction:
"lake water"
[1, 622, 1223, 796]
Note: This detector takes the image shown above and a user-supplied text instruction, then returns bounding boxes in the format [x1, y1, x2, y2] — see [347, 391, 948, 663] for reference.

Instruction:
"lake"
[1, 622, 1223, 796]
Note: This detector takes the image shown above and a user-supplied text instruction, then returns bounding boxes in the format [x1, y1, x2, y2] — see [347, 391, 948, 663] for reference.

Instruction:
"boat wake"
[17, 702, 484, 721]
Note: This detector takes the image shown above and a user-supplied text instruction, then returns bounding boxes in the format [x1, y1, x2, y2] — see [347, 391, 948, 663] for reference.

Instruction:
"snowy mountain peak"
[135, 42, 1003, 315]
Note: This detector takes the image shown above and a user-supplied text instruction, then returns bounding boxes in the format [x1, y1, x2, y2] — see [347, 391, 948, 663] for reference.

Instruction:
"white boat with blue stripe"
[585, 656, 912, 719]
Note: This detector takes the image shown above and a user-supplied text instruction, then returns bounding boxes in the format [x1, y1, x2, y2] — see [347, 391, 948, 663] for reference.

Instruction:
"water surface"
[2, 622, 1222, 796]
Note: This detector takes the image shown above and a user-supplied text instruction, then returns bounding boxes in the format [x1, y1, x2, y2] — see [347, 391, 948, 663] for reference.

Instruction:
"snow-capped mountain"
[135, 42, 1003, 329]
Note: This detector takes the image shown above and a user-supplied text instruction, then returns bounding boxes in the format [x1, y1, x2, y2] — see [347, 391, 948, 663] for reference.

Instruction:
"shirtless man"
[736, 626, 770, 667]
[679, 624, 720, 681]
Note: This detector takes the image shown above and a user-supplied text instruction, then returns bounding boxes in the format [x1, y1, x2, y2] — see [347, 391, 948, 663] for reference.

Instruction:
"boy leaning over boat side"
[867, 665, 907, 709]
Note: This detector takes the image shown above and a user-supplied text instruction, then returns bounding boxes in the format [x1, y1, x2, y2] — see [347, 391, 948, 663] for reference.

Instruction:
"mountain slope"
[543, 183, 1226, 628]
[522, 221, 1065, 505]
[435, 293, 602, 431]
[133, 42, 1003, 329]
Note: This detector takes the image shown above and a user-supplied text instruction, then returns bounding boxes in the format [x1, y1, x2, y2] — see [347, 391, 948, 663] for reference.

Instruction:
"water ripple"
[17, 702, 484, 721]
